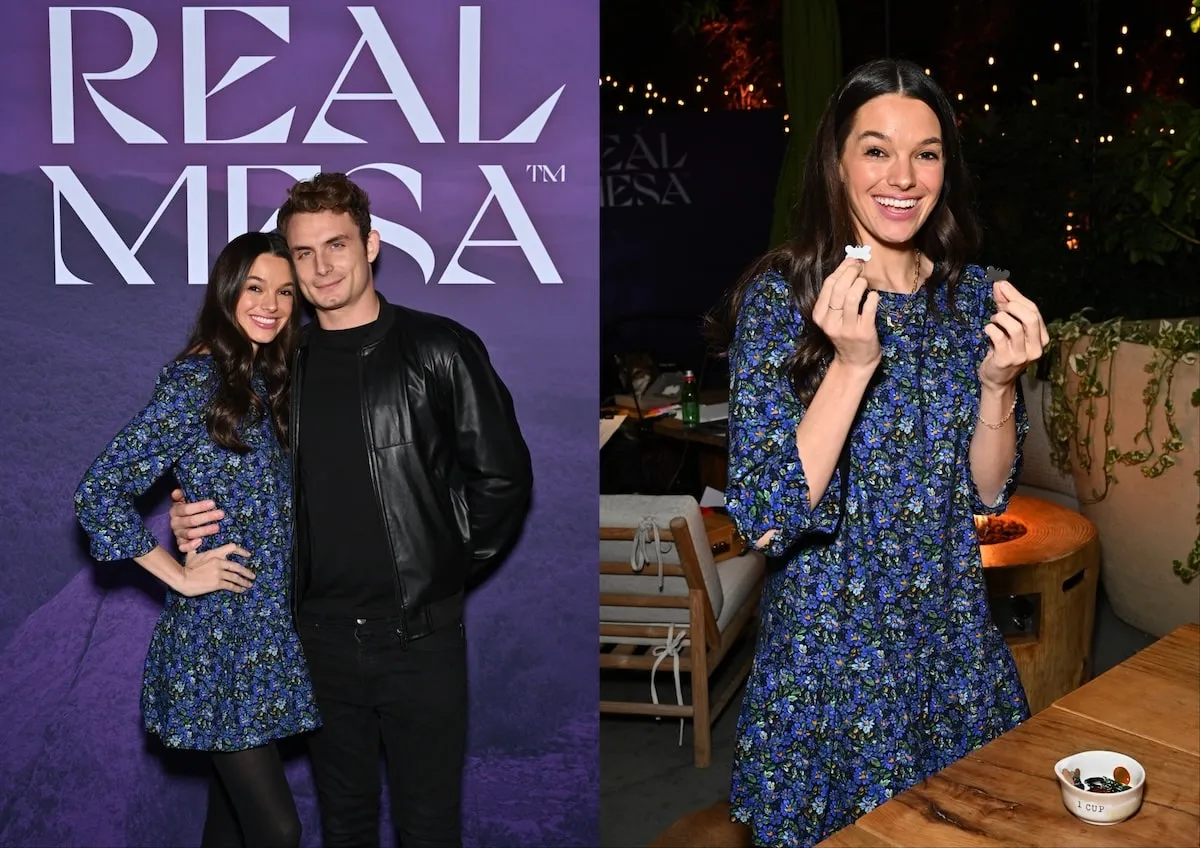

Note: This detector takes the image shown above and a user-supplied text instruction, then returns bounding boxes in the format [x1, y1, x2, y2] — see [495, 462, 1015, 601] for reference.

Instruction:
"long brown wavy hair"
[705, 58, 981, 406]
[179, 231, 300, 453]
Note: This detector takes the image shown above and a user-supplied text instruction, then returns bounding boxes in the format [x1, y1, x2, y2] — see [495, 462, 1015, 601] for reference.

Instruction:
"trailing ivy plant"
[1032, 313, 1200, 583]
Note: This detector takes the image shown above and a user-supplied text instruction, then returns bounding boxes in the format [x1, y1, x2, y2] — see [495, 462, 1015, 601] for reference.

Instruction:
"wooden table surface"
[818, 623, 1200, 847]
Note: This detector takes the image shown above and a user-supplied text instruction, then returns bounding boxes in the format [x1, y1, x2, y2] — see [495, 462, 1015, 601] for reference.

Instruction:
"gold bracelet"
[978, 395, 1018, 430]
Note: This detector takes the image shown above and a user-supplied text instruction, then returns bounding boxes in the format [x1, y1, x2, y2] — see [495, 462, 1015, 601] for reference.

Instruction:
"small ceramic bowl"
[1053, 750, 1146, 825]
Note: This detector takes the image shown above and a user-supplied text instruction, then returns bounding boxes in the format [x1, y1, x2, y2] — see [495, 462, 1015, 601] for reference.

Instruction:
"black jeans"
[296, 614, 468, 848]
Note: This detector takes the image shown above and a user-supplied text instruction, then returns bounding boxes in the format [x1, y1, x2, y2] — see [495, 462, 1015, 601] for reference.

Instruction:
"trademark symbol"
[526, 164, 566, 183]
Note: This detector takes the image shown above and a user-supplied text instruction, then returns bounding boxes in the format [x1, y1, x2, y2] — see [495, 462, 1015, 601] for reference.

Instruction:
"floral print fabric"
[75, 355, 320, 752]
[726, 268, 1030, 847]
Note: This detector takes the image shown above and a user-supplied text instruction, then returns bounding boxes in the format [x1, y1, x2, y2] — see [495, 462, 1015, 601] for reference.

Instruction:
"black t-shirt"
[297, 314, 398, 618]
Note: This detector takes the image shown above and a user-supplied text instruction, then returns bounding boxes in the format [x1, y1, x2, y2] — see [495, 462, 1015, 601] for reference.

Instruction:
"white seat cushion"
[600, 494, 724, 625]
[714, 551, 765, 633]
[599, 551, 765, 646]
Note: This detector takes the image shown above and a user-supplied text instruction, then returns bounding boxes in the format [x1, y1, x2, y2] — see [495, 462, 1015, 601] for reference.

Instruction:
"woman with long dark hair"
[75, 231, 319, 847]
[709, 59, 1048, 846]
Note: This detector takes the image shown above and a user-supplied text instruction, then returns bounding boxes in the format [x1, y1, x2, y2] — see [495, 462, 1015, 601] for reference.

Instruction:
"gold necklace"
[912, 249, 922, 293]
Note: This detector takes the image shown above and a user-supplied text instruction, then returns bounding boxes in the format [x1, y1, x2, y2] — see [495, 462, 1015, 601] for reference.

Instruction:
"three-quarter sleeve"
[725, 272, 843, 557]
[967, 270, 1029, 515]
[74, 358, 214, 561]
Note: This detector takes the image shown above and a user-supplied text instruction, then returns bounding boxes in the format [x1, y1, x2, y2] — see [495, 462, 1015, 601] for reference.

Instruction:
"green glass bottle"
[681, 369, 700, 427]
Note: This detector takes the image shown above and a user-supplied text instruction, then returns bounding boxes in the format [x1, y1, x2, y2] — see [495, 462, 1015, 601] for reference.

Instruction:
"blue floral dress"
[75, 355, 320, 752]
[726, 268, 1030, 847]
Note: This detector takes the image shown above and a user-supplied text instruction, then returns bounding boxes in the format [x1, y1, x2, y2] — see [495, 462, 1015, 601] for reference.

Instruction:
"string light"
[599, 17, 1185, 128]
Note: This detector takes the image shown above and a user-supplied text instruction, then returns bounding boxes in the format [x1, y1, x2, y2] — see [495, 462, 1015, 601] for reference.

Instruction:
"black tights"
[200, 743, 301, 848]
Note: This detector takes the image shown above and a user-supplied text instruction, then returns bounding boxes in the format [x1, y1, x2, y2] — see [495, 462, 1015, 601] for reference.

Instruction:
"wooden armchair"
[599, 494, 766, 767]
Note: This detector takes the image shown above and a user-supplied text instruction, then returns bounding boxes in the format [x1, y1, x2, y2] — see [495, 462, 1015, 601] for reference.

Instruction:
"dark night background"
[599, 0, 1199, 352]
[598, 0, 1197, 495]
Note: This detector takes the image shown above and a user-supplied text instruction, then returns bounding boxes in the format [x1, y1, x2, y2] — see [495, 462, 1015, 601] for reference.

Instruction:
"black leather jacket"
[289, 295, 533, 637]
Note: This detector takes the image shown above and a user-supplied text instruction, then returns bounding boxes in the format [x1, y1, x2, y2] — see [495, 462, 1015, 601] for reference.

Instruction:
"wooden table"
[651, 415, 729, 492]
[603, 392, 730, 492]
[817, 623, 1200, 847]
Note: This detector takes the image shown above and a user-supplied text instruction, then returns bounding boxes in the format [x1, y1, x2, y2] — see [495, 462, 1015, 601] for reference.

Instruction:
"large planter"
[1057, 334, 1200, 637]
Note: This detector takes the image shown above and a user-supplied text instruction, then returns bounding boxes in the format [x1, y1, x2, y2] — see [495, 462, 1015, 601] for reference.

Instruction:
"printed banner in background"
[600, 109, 785, 387]
[0, 2, 598, 845]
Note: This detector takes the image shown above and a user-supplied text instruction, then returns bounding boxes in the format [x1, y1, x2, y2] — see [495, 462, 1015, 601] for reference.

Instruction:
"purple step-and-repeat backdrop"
[0, 2, 598, 846]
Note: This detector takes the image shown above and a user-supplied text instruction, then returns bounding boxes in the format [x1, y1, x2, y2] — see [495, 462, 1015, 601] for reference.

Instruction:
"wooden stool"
[980, 495, 1101, 713]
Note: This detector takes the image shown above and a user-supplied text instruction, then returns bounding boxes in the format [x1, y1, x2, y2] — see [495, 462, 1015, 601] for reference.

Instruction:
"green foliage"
[674, 0, 726, 34]
[964, 87, 1200, 322]
[1094, 96, 1200, 265]
[1031, 314, 1200, 583]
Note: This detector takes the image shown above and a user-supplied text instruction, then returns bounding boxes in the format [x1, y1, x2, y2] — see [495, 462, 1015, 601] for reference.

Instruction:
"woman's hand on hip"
[176, 543, 255, 597]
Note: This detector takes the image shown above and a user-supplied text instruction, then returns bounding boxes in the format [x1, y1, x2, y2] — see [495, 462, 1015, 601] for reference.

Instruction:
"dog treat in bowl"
[1054, 751, 1145, 825]
[1060, 766, 1134, 793]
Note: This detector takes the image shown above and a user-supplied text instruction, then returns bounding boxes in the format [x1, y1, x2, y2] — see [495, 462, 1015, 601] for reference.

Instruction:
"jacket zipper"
[359, 344, 411, 647]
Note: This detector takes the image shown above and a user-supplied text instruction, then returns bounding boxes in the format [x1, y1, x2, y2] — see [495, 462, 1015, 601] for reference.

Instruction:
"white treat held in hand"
[845, 244, 871, 261]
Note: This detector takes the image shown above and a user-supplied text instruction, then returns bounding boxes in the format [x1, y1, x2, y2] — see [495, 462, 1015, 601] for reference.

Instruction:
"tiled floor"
[599, 585, 1159, 848]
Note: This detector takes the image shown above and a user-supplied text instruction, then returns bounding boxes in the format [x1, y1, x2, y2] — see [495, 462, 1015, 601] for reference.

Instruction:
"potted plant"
[1024, 94, 1200, 637]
